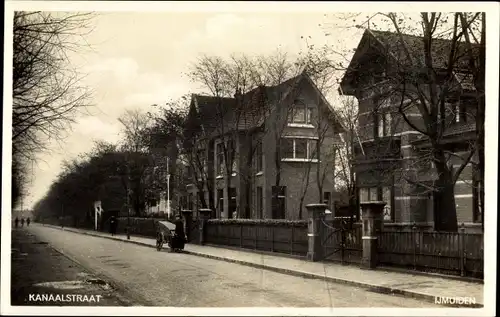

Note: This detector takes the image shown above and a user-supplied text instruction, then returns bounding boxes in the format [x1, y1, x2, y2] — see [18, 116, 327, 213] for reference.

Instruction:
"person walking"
[109, 216, 117, 236]
[172, 215, 186, 252]
[14, 217, 19, 228]
[26, 217, 31, 227]
[21, 218, 25, 227]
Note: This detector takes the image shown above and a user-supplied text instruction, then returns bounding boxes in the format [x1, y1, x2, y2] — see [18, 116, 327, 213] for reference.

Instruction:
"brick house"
[181, 72, 344, 220]
[339, 29, 482, 230]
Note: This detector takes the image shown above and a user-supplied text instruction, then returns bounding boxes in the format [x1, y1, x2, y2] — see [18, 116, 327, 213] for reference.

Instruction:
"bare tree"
[12, 11, 95, 208]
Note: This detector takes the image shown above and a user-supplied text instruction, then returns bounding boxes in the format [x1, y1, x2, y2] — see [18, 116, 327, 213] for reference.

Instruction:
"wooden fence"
[379, 227, 484, 279]
[204, 219, 309, 257]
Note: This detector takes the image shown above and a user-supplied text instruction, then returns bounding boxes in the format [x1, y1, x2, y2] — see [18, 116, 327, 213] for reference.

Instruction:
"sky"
[18, 9, 364, 209]
[6, 2, 494, 210]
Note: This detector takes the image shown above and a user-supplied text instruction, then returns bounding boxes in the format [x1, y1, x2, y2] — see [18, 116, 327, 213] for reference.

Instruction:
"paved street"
[23, 225, 440, 307]
[11, 228, 134, 306]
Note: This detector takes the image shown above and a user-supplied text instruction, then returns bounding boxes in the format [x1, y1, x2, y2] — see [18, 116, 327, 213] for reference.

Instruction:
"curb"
[42, 225, 484, 308]
[23, 227, 152, 307]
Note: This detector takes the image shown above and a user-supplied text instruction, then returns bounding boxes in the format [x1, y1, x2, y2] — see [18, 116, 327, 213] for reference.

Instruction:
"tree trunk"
[433, 166, 459, 232]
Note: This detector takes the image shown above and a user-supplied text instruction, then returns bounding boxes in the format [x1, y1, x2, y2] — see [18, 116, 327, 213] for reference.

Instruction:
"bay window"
[281, 137, 318, 161]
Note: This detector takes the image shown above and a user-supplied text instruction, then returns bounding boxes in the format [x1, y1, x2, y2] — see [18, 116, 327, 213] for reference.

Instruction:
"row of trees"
[12, 11, 95, 208]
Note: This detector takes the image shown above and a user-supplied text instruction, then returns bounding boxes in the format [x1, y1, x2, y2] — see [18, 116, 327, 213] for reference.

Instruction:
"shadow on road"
[10, 228, 132, 306]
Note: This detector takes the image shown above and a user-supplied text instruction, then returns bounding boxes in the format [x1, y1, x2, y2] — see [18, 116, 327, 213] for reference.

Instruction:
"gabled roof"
[340, 29, 481, 95]
[189, 72, 344, 136]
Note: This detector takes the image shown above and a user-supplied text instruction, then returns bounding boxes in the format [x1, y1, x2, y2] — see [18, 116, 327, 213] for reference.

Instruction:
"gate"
[185, 217, 200, 244]
[321, 217, 362, 264]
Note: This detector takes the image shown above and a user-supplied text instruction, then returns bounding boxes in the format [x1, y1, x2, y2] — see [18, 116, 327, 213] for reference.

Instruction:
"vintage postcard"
[2, 1, 498, 316]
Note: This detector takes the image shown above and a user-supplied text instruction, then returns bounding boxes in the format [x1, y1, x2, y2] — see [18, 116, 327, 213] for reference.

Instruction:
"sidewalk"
[40, 224, 484, 307]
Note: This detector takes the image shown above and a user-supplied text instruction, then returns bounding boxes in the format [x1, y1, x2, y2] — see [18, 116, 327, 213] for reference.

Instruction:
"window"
[359, 187, 378, 202]
[217, 189, 224, 217]
[281, 138, 318, 160]
[180, 196, 188, 210]
[186, 165, 193, 181]
[255, 140, 263, 173]
[256, 187, 263, 219]
[289, 101, 313, 124]
[188, 193, 194, 211]
[359, 186, 393, 221]
[382, 186, 392, 221]
[271, 186, 286, 219]
[323, 191, 331, 208]
[216, 142, 224, 176]
[473, 167, 483, 223]
[283, 138, 294, 159]
[198, 149, 207, 175]
[197, 191, 204, 209]
[229, 187, 237, 217]
[454, 102, 468, 123]
[292, 107, 306, 123]
[295, 139, 308, 159]
[228, 140, 237, 174]
[376, 112, 392, 137]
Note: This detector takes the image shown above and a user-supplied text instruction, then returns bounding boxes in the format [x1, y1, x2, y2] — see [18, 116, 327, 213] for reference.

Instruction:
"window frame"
[217, 189, 224, 217]
[281, 137, 319, 161]
[216, 142, 224, 176]
[256, 186, 263, 219]
[255, 140, 263, 173]
[359, 186, 394, 222]
[289, 100, 313, 125]
[323, 191, 331, 208]
[376, 111, 392, 138]
[271, 186, 286, 219]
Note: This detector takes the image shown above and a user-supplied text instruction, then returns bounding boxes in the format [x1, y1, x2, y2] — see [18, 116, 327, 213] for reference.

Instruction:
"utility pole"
[166, 156, 171, 219]
[126, 161, 131, 240]
[61, 201, 64, 228]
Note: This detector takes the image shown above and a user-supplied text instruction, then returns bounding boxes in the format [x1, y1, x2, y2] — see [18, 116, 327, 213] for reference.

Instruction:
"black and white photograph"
[2, 1, 498, 316]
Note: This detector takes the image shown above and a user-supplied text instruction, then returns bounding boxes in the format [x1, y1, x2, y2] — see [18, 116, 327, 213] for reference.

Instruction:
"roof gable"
[340, 29, 480, 95]
[187, 72, 344, 135]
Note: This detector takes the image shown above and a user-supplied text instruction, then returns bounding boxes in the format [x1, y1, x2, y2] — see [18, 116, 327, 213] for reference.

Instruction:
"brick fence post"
[198, 209, 212, 245]
[360, 201, 386, 269]
[182, 210, 193, 242]
[306, 203, 326, 262]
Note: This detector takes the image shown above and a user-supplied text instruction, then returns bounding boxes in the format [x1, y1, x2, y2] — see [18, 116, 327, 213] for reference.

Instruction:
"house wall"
[261, 79, 337, 220]
[185, 78, 341, 221]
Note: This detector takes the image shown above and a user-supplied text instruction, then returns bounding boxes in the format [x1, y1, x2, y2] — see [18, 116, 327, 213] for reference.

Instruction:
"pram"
[156, 221, 185, 252]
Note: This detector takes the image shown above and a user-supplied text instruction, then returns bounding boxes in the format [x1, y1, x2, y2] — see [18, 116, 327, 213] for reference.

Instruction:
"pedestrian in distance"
[21, 218, 25, 227]
[109, 216, 117, 236]
[27, 217, 31, 227]
[15, 217, 19, 228]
